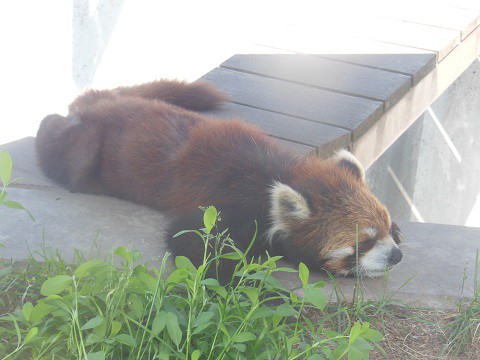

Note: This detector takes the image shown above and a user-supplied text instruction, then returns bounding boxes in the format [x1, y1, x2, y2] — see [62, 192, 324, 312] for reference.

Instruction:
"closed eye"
[357, 239, 376, 253]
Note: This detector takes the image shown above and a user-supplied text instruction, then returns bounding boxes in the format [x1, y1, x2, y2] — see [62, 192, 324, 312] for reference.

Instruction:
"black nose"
[388, 247, 403, 265]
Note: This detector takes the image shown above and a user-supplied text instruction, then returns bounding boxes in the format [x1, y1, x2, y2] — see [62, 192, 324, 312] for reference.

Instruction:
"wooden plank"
[323, 53, 436, 86]
[378, 6, 480, 40]
[206, 102, 351, 150]
[261, 18, 459, 61]
[201, 67, 383, 140]
[273, 138, 316, 157]
[220, 54, 411, 110]
[446, 0, 480, 12]
[256, 31, 437, 85]
[346, 18, 461, 61]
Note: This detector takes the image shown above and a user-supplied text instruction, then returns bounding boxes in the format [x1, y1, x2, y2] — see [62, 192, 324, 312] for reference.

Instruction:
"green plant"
[443, 249, 480, 357]
[0, 151, 34, 222]
[0, 206, 383, 359]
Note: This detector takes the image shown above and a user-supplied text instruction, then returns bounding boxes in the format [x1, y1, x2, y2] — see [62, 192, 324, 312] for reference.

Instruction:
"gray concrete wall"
[367, 59, 480, 227]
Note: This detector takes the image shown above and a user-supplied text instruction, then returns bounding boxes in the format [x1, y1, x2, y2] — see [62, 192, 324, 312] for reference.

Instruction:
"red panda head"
[268, 150, 403, 278]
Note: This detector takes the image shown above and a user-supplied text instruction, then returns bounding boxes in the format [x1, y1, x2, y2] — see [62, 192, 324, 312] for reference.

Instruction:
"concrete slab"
[0, 137, 57, 188]
[1, 138, 479, 309]
[278, 221, 480, 309]
[0, 187, 169, 266]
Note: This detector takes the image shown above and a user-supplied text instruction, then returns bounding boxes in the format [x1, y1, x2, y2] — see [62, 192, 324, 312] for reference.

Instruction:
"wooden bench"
[199, 2, 480, 168]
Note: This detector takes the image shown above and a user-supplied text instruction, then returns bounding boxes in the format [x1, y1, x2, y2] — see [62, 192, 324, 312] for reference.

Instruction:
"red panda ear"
[332, 150, 366, 182]
[270, 182, 311, 227]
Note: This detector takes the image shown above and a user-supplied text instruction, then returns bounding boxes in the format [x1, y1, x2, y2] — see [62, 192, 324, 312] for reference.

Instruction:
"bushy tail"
[114, 79, 229, 111]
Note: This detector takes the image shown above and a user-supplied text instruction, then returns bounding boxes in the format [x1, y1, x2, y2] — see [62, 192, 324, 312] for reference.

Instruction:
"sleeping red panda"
[36, 79, 403, 281]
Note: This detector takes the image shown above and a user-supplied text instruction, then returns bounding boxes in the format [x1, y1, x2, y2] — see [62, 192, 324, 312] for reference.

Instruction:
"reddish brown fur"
[36, 79, 401, 280]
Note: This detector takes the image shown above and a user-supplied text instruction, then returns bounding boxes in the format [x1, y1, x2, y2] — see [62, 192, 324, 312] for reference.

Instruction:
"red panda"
[36, 79, 403, 281]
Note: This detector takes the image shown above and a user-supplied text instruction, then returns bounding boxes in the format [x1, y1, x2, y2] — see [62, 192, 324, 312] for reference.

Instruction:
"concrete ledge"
[278, 221, 480, 309]
[0, 187, 169, 266]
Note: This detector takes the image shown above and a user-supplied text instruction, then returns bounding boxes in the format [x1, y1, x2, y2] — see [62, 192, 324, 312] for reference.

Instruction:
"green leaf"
[351, 337, 373, 352]
[175, 256, 197, 273]
[166, 268, 189, 285]
[232, 343, 247, 352]
[166, 312, 182, 347]
[201, 278, 227, 298]
[262, 256, 283, 267]
[86, 333, 103, 346]
[0, 151, 12, 186]
[29, 301, 55, 322]
[2, 200, 35, 221]
[250, 306, 275, 320]
[218, 323, 230, 340]
[2, 200, 24, 210]
[305, 287, 326, 310]
[110, 321, 122, 337]
[307, 355, 323, 360]
[274, 266, 298, 273]
[201, 278, 220, 286]
[128, 293, 145, 320]
[191, 322, 213, 335]
[152, 311, 167, 336]
[40, 275, 73, 296]
[348, 338, 372, 360]
[0, 190, 7, 204]
[361, 328, 384, 342]
[81, 316, 104, 331]
[193, 312, 214, 328]
[203, 206, 217, 233]
[275, 303, 297, 317]
[238, 286, 259, 304]
[137, 272, 158, 293]
[191, 349, 201, 360]
[349, 322, 362, 343]
[113, 246, 132, 263]
[332, 342, 349, 359]
[22, 302, 33, 322]
[219, 252, 242, 260]
[74, 260, 106, 279]
[173, 229, 198, 238]
[87, 351, 105, 360]
[232, 332, 256, 343]
[298, 262, 309, 287]
[322, 347, 333, 359]
[115, 333, 137, 347]
[24, 326, 38, 344]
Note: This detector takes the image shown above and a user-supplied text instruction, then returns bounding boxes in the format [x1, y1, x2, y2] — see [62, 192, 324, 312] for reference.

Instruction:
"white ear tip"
[270, 182, 311, 220]
[332, 149, 365, 181]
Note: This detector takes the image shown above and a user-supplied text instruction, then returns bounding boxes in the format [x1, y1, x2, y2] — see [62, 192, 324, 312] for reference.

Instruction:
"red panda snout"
[358, 235, 403, 277]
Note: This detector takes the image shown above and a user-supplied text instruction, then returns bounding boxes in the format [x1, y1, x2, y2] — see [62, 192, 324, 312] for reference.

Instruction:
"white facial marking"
[363, 227, 377, 238]
[267, 182, 310, 245]
[359, 235, 400, 278]
[326, 246, 354, 260]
